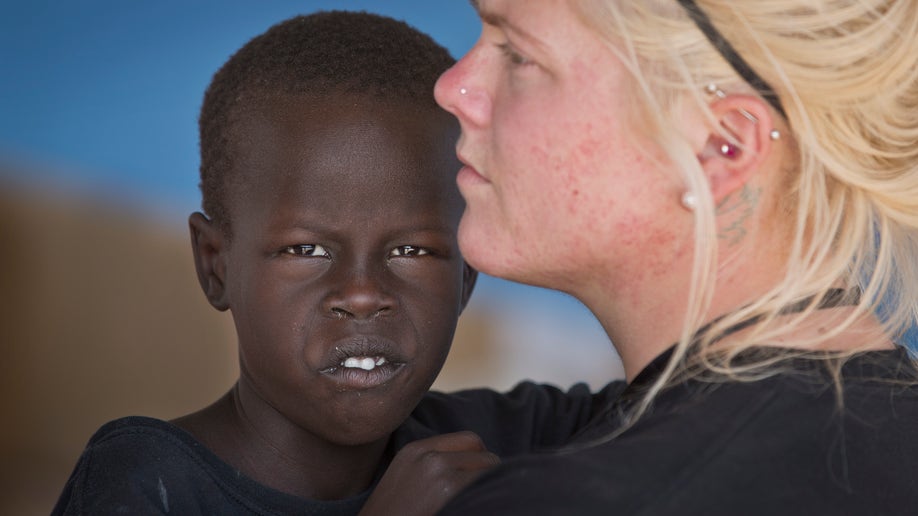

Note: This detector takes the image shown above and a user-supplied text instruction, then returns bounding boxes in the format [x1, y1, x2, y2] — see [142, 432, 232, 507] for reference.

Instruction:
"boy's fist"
[359, 431, 500, 516]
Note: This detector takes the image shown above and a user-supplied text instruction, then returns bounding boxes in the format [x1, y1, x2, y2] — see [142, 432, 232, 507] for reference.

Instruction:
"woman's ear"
[695, 95, 778, 203]
[188, 212, 230, 311]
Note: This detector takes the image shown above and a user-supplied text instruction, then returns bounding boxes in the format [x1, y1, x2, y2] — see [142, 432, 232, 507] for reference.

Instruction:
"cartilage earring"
[460, 87, 468, 95]
[705, 83, 726, 99]
[706, 83, 759, 124]
[706, 83, 781, 141]
[681, 191, 698, 211]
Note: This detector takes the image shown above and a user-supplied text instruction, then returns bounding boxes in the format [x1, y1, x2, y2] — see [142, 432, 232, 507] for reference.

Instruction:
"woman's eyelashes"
[496, 41, 532, 67]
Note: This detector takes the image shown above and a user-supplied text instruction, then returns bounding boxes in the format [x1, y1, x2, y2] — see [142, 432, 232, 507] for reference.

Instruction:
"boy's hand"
[358, 431, 500, 516]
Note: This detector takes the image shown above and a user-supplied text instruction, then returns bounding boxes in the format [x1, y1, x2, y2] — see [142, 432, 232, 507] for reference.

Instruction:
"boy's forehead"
[245, 91, 453, 147]
[224, 91, 461, 207]
[235, 90, 455, 141]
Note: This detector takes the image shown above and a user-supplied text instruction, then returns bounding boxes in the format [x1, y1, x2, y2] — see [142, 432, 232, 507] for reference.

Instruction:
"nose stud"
[460, 87, 468, 95]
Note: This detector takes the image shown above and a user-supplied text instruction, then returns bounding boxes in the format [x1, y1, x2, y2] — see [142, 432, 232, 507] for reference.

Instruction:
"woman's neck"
[579, 227, 795, 381]
[585, 270, 893, 382]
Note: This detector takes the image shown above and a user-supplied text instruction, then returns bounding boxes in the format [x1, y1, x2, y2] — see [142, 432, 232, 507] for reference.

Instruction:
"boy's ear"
[694, 95, 777, 203]
[188, 212, 230, 311]
[459, 262, 478, 312]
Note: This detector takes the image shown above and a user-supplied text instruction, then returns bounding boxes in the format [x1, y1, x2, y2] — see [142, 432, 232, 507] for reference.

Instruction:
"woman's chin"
[458, 218, 503, 275]
[458, 220, 530, 284]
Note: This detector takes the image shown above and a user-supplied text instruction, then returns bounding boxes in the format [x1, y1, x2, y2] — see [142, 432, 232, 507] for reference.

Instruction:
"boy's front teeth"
[343, 357, 387, 371]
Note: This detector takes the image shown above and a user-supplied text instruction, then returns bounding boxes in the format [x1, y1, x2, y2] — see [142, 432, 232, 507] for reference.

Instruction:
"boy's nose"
[323, 274, 397, 321]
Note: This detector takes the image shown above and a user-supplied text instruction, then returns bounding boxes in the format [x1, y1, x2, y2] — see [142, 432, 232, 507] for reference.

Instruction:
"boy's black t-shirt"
[51, 381, 625, 515]
[440, 346, 918, 515]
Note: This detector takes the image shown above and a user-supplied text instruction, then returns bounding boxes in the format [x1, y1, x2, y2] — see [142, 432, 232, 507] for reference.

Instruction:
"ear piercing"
[460, 87, 468, 95]
[705, 83, 729, 99]
[681, 191, 698, 211]
[705, 83, 780, 140]
[684, 82, 781, 213]
[720, 142, 737, 158]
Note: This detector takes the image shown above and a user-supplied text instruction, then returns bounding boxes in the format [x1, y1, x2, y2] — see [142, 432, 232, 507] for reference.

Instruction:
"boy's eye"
[389, 245, 430, 257]
[282, 244, 330, 257]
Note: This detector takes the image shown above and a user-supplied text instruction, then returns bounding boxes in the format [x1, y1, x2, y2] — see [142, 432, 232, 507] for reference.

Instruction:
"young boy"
[52, 11, 615, 515]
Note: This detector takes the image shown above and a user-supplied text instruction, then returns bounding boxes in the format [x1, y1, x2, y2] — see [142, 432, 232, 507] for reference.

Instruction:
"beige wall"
[0, 181, 505, 515]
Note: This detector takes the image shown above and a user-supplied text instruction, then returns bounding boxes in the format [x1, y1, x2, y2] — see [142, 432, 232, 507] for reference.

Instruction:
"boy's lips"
[318, 335, 408, 390]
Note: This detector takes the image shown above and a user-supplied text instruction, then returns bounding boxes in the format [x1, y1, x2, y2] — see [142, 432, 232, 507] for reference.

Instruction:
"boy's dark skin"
[52, 13, 613, 516]
[175, 91, 493, 511]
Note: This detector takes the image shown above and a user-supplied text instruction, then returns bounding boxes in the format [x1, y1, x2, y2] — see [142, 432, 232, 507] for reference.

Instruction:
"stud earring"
[681, 191, 698, 211]
[460, 87, 468, 95]
[705, 83, 781, 141]
[719, 142, 737, 158]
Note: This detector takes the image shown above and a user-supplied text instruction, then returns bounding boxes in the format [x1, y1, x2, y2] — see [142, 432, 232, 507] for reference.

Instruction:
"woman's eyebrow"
[469, 0, 548, 51]
[470, 0, 505, 28]
[469, 0, 519, 31]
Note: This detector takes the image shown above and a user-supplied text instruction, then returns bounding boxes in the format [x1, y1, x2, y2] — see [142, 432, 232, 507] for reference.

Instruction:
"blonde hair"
[572, 0, 918, 422]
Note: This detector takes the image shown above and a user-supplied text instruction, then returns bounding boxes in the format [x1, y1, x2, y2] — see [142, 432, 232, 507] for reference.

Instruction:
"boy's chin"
[310, 397, 423, 448]
[320, 418, 406, 448]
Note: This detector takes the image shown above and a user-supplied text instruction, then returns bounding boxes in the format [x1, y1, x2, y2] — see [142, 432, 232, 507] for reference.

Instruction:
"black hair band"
[693, 288, 861, 346]
[676, 0, 787, 119]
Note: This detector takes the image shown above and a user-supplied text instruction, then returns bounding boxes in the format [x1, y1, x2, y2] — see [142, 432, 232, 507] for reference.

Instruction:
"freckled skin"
[435, 1, 689, 303]
[435, 0, 702, 371]
[177, 93, 473, 500]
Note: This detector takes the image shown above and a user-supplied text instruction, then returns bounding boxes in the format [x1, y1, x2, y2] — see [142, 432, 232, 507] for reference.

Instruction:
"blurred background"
[0, 1, 621, 513]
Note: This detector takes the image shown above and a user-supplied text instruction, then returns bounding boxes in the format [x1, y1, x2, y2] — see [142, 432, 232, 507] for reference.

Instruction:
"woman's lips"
[318, 335, 407, 390]
[456, 149, 488, 184]
[457, 164, 490, 186]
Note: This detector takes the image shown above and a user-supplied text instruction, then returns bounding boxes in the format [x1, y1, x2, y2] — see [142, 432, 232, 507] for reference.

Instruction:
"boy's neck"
[172, 385, 392, 500]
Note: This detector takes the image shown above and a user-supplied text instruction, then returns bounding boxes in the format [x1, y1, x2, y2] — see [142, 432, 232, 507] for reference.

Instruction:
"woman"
[433, 0, 918, 513]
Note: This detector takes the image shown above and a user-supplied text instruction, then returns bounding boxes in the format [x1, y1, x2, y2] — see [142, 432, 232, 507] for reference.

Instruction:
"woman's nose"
[434, 47, 491, 129]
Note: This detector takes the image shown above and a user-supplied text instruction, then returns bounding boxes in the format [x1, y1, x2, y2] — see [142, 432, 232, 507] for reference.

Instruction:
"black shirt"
[52, 381, 624, 515]
[440, 347, 918, 515]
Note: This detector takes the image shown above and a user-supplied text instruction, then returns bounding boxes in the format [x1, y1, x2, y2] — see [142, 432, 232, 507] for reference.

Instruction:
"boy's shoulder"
[52, 416, 368, 516]
[81, 415, 200, 455]
[52, 416, 218, 515]
[73, 416, 222, 480]
[65, 416, 211, 486]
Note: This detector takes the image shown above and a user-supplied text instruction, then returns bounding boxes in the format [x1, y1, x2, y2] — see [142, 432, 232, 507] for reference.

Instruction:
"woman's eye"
[282, 244, 330, 257]
[497, 42, 531, 67]
[390, 245, 430, 257]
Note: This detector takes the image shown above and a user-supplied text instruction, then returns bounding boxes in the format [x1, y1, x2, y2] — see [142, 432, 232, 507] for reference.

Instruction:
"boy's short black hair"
[198, 10, 456, 232]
